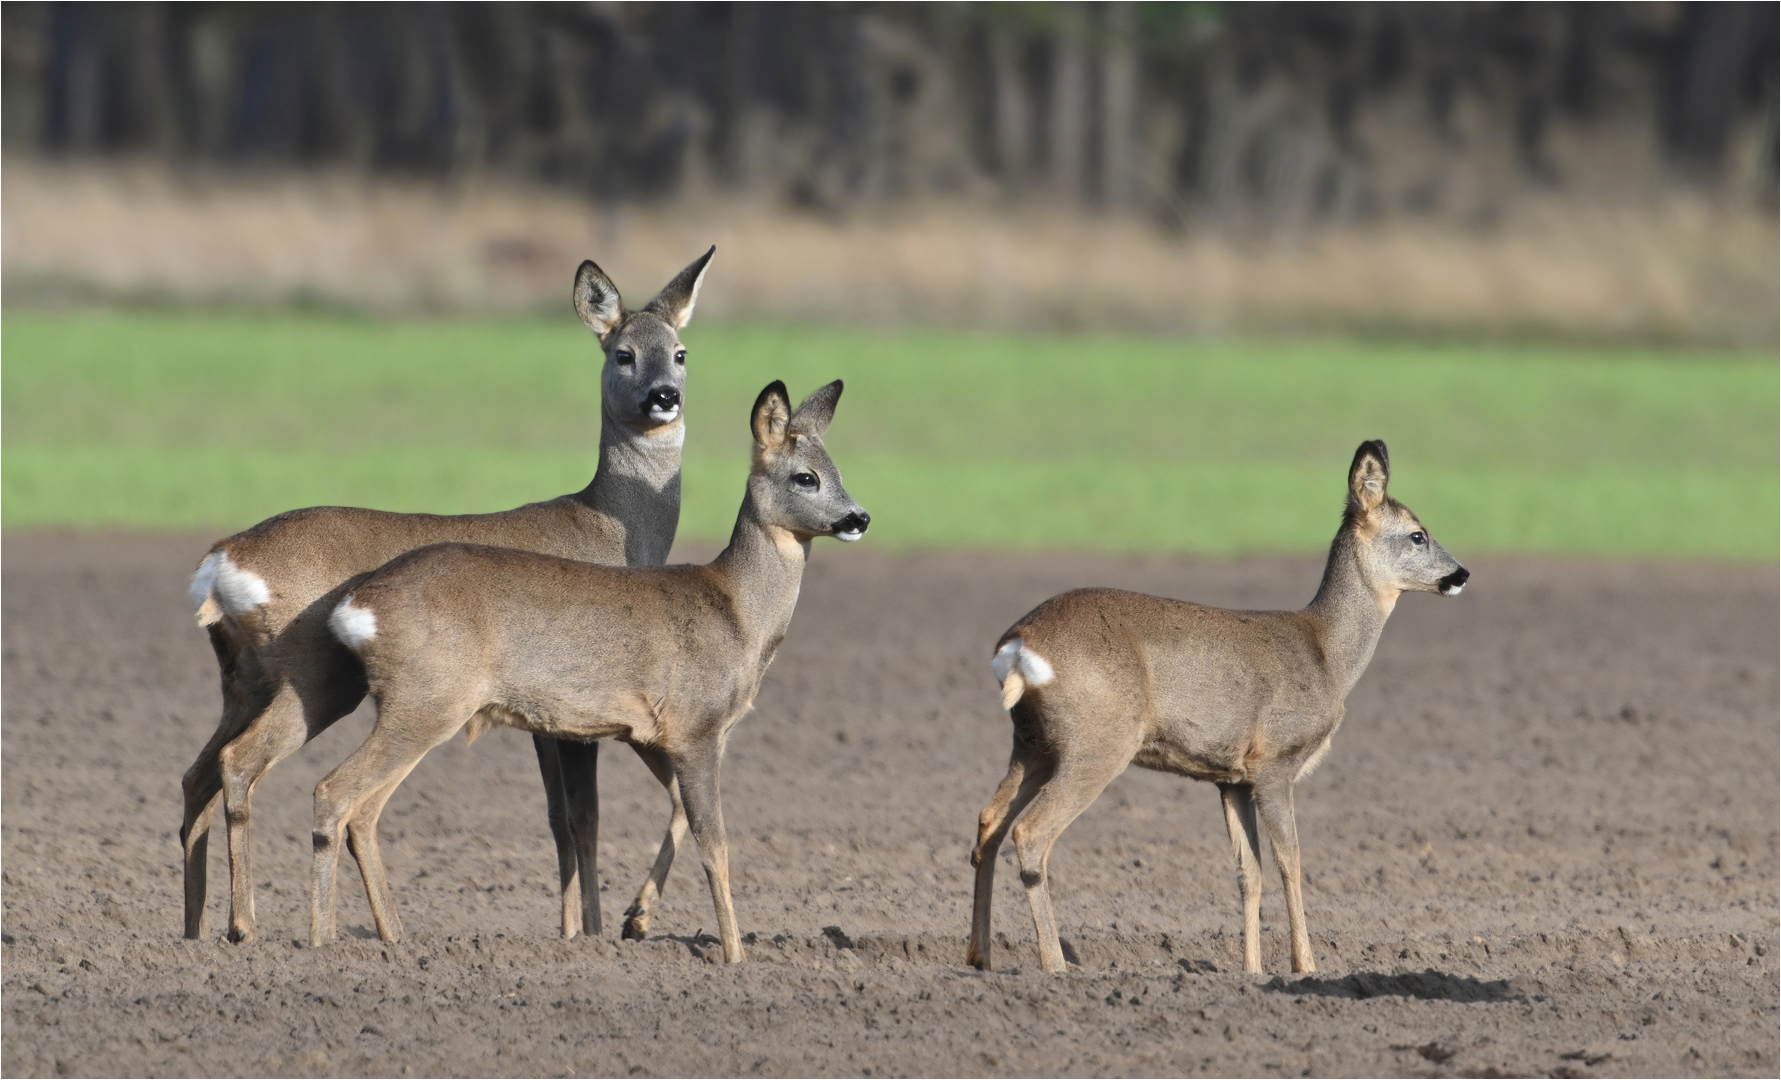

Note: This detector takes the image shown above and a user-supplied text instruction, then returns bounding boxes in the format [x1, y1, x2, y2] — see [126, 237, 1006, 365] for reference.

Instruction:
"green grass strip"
[4, 313, 1775, 557]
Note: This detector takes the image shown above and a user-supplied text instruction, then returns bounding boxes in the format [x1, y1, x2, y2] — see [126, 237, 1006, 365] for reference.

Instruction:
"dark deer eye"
[1409, 530, 1427, 546]
[792, 472, 819, 490]
[614, 349, 635, 366]
[674, 349, 686, 365]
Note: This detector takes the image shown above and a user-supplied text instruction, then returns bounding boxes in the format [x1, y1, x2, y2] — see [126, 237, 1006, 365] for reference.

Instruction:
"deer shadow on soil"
[1255, 967, 1523, 1003]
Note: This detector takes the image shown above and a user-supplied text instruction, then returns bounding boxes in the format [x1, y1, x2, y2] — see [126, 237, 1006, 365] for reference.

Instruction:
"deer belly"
[1133, 738, 1246, 784]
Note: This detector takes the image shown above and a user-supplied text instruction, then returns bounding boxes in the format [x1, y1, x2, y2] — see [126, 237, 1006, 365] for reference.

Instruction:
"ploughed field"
[3, 533, 1775, 1077]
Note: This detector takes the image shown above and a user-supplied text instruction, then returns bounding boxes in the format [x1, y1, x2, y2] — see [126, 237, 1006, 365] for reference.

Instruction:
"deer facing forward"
[181, 247, 714, 945]
[314, 380, 868, 961]
[968, 440, 1467, 975]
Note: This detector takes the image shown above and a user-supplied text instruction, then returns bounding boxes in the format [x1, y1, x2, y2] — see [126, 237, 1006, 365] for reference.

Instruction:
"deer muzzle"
[832, 511, 870, 542]
[643, 386, 681, 424]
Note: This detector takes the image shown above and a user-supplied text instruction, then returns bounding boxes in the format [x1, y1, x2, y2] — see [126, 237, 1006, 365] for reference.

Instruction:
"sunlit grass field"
[4, 312, 1775, 557]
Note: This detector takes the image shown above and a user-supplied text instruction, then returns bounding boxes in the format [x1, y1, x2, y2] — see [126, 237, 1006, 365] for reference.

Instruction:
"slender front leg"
[672, 752, 743, 963]
[557, 739, 601, 937]
[532, 735, 582, 939]
[1219, 782, 1264, 974]
[967, 745, 1049, 970]
[623, 744, 686, 941]
[1254, 782, 1315, 973]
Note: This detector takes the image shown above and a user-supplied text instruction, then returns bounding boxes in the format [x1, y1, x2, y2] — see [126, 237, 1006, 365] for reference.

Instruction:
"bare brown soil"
[2, 532, 1776, 1078]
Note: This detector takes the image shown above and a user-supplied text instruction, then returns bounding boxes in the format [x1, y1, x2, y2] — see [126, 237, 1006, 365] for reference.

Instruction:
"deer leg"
[672, 751, 743, 963]
[181, 630, 261, 940]
[217, 683, 308, 943]
[1009, 752, 1125, 974]
[623, 744, 687, 942]
[312, 704, 460, 947]
[1254, 782, 1315, 973]
[968, 743, 1051, 970]
[180, 719, 238, 940]
[532, 735, 582, 939]
[344, 765, 420, 943]
[557, 738, 602, 937]
[1218, 783, 1265, 974]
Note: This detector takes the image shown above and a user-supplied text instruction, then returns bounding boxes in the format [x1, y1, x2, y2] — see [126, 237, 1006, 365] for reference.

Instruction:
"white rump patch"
[328, 596, 378, 648]
[192, 551, 271, 617]
[188, 552, 223, 614]
[991, 638, 1055, 688]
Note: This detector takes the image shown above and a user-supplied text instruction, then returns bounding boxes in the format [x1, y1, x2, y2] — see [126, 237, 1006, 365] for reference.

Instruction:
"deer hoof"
[622, 917, 649, 941]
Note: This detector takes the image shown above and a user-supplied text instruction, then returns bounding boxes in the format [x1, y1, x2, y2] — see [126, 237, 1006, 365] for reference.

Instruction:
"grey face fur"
[748, 380, 870, 542]
[575, 245, 715, 430]
[1345, 441, 1468, 597]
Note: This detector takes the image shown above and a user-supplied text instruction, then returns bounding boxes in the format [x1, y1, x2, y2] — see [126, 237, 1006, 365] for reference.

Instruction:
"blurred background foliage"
[1, 3, 1775, 554]
[4, 2, 1775, 213]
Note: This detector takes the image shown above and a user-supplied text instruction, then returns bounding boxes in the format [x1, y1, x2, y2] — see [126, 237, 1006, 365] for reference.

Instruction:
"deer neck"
[575, 410, 685, 566]
[1304, 529, 1397, 696]
[710, 486, 810, 661]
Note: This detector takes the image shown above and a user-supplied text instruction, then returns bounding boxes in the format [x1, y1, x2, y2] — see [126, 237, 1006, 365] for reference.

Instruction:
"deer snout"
[642, 386, 682, 423]
[1438, 566, 1469, 596]
[832, 510, 870, 542]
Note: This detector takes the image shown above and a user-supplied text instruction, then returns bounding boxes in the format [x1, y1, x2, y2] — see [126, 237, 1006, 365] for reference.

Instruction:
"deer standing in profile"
[968, 441, 1468, 975]
[312, 380, 868, 960]
[182, 247, 715, 944]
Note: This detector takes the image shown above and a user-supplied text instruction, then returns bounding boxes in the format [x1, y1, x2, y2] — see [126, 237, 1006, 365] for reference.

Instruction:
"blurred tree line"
[3, 2, 1775, 224]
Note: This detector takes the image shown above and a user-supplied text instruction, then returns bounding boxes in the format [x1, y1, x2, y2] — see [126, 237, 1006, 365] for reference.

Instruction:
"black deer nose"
[643, 387, 680, 413]
[1439, 566, 1470, 594]
[833, 511, 870, 536]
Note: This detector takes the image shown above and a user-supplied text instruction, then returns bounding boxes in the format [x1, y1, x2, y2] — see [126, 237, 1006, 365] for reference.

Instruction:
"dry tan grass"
[4, 157, 1773, 344]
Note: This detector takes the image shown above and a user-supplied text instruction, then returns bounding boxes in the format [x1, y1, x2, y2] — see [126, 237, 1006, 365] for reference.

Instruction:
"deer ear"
[751, 380, 792, 450]
[573, 260, 624, 338]
[1347, 440, 1390, 513]
[643, 245, 715, 330]
[788, 380, 843, 436]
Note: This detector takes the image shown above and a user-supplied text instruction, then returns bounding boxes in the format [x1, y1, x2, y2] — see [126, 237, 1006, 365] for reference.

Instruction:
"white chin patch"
[835, 528, 864, 542]
[1441, 581, 1465, 596]
[647, 406, 681, 424]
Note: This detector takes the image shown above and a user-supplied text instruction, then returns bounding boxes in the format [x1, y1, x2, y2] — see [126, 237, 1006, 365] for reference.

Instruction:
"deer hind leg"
[967, 740, 1052, 970]
[311, 699, 463, 947]
[1218, 783, 1265, 974]
[216, 682, 309, 943]
[622, 744, 687, 942]
[532, 735, 582, 939]
[181, 627, 264, 940]
[344, 763, 422, 943]
[557, 738, 601, 937]
[180, 707, 244, 940]
[1254, 781, 1315, 973]
[1009, 749, 1127, 974]
[671, 750, 743, 963]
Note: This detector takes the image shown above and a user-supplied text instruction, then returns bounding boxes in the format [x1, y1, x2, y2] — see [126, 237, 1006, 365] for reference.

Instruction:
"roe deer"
[312, 380, 868, 960]
[181, 247, 714, 944]
[967, 441, 1467, 975]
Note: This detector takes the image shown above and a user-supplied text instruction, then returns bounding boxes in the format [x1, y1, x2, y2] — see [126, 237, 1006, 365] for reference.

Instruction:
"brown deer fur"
[312, 381, 869, 962]
[968, 441, 1468, 975]
[180, 247, 713, 944]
